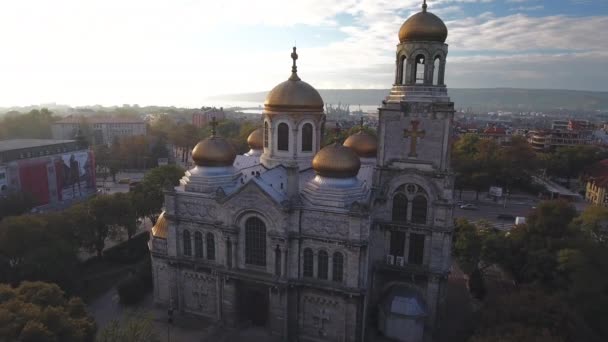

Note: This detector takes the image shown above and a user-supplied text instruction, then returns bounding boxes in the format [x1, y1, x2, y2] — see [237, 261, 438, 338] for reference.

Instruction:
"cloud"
[0, 0, 607, 106]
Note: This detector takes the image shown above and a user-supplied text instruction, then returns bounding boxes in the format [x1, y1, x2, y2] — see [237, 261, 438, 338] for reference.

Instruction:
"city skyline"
[0, 0, 606, 107]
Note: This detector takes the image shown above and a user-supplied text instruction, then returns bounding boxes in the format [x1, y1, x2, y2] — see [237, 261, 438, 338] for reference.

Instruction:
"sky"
[0, 0, 607, 107]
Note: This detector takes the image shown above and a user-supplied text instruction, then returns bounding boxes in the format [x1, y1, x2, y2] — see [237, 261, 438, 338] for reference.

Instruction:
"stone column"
[423, 234, 432, 266]
[439, 61, 446, 85]
[394, 56, 400, 85]
[403, 232, 410, 263]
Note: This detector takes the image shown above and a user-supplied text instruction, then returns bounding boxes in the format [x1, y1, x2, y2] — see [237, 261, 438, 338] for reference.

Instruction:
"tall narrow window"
[245, 217, 266, 266]
[264, 121, 269, 148]
[302, 123, 313, 152]
[318, 251, 328, 280]
[303, 248, 314, 277]
[411, 195, 428, 224]
[206, 233, 215, 260]
[400, 55, 407, 84]
[389, 231, 406, 257]
[332, 252, 344, 282]
[408, 233, 425, 265]
[415, 54, 425, 84]
[274, 245, 281, 276]
[226, 239, 232, 268]
[392, 193, 408, 222]
[194, 231, 203, 258]
[433, 56, 441, 85]
[277, 123, 289, 151]
[183, 230, 192, 256]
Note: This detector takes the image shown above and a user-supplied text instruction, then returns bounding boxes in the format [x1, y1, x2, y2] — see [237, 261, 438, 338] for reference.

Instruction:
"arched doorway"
[237, 281, 269, 327]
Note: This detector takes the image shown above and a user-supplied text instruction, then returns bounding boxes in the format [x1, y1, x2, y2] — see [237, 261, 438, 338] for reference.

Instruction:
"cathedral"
[149, 2, 454, 341]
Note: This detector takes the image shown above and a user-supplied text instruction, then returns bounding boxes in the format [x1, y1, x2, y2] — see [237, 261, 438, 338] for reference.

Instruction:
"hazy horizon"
[1, 0, 607, 107]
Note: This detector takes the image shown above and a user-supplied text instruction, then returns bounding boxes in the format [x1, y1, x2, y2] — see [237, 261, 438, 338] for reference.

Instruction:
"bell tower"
[369, 1, 455, 341]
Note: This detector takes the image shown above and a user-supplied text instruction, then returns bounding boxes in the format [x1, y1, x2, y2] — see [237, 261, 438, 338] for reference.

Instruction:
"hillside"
[209, 88, 608, 112]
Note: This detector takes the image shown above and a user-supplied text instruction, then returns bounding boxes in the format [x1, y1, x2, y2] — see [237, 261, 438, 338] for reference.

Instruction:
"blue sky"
[0, 0, 607, 107]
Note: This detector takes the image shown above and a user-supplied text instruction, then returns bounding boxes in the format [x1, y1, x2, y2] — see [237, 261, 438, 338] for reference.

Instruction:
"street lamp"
[167, 306, 174, 342]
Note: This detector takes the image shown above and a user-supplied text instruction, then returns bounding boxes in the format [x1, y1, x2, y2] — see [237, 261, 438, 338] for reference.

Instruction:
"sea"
[202, 100, 380, 115]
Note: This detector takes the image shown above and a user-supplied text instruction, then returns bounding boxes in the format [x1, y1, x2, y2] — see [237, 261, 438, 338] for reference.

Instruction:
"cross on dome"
[289, 46, 301, 81]
[422, 0, 427, 12]
[210, 116, 217, 137]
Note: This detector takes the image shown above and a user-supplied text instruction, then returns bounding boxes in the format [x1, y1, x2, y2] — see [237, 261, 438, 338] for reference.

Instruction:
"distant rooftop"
[54, 116, 145, 124]
[0, 139, 75, 153]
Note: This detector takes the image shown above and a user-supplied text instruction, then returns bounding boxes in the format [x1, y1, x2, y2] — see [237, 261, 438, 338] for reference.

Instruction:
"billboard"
[56, 151, 95, 201]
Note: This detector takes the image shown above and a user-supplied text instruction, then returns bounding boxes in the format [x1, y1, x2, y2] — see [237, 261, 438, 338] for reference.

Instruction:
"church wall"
[180, 270, 218, 319]
[151, 258, 171, 305]
[298, 288, 361, 342]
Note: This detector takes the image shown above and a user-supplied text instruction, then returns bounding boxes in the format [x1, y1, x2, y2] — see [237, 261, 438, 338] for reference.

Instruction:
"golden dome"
[344, 130, 377, 158]
[398, 2, 447, 43]
[152, 212, 168, 239]
[247, 127, 263, 150]
[192, 136, 236, 167]
[312, 143, 361, 178]
[264, 47, 324, 113]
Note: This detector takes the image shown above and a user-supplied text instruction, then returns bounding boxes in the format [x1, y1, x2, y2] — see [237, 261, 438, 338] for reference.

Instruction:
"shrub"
[117, 276, 144, 305]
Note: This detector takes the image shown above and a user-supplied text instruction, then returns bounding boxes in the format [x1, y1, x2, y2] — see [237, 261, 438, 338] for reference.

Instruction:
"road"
[453, 191, 539, 229]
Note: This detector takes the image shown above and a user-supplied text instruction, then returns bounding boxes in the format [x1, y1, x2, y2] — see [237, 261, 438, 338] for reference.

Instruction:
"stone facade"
[149, 4, 454, 341]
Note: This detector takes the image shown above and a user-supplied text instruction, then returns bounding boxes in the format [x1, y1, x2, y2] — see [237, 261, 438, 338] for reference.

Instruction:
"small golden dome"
[264, 47, 324, 113]
[312, 143, 361, 178]
[398, 3, 447, 43]
[152, 212, 168, 239]
[192, 136, 236, 167]
[247, 127, 263, 150]
[344, 130, 378, 158]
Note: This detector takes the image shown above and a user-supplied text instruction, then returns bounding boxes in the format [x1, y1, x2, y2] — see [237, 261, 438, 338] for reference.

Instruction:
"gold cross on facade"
[404, 120, 425, 157]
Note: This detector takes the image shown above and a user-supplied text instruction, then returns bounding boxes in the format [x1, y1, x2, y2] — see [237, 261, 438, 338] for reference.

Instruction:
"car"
[497, 214, 516, 221]
[459, 204, 478, 210]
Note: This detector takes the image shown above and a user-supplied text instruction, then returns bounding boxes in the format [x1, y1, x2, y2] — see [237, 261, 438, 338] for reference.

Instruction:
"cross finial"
[359, 117, 364, 130]
[289, 46, 301, 81]
[210, 116, 217, 137]
[333, 123, 342, 144]
[422, 0, 427, 12]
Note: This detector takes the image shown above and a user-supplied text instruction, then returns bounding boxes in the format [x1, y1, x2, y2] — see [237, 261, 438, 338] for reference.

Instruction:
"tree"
[0, 281, 96, 342]
[0, 215, 79, 289]
[0, 191, 35, 221]
[96, 313, 159, 342]
[545, 145, 608, 187]
[131, 165, 184, 225]
[469, 286, 597, 342]
[573, 205, 608, 244]
[0, 108, 55, 139]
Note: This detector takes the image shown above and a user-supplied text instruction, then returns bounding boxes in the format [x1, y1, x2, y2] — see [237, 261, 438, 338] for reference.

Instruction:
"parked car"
[459, 204, 478, 210]
[497, 214, 516, 221]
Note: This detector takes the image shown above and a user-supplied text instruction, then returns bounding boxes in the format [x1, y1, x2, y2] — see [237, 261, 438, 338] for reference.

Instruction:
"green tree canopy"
[0, 281, 96, 342]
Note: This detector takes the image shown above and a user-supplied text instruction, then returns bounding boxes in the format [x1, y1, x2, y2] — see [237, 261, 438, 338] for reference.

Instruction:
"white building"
[52, 116, 146, 145]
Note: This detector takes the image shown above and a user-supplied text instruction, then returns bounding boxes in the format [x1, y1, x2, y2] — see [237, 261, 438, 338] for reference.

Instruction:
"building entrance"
[237, 281, 269, 327]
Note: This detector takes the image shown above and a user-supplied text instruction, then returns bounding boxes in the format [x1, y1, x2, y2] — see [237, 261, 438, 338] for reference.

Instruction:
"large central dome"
[398, 2, 448, 43]
[264, 47, 324, 112]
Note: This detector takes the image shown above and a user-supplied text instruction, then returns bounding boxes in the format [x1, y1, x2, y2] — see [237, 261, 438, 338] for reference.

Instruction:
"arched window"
[194, 232, 203, 258]
[415, 54, 426, 84]
[392, 193, 408, 222]
[318, 251, 328, 280]
[400, 55, 407, 85]
[226, 238, 233, 268]
[206, 233, 215, 260]
[411, 195, 428, 224]
[277, 123, 289, 151]
[302, 123, 313, 152]
[433, 56, 441, 85]
[264, 121, 269, 148]
[183, 230, 192, 256]
[303, 248, 314, 277]
[332, 252, 344, 282]
[245, 217, 266, 266]
[274, 245, 281, 276]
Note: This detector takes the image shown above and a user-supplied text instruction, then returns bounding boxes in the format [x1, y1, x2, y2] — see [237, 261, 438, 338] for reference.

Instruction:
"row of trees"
[149, 115, 261, 162]
[454, 201, 608, 341]
[0, 109, 55, 139]
[0, 165, 183, 292]
[452, 134, 608, 197]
